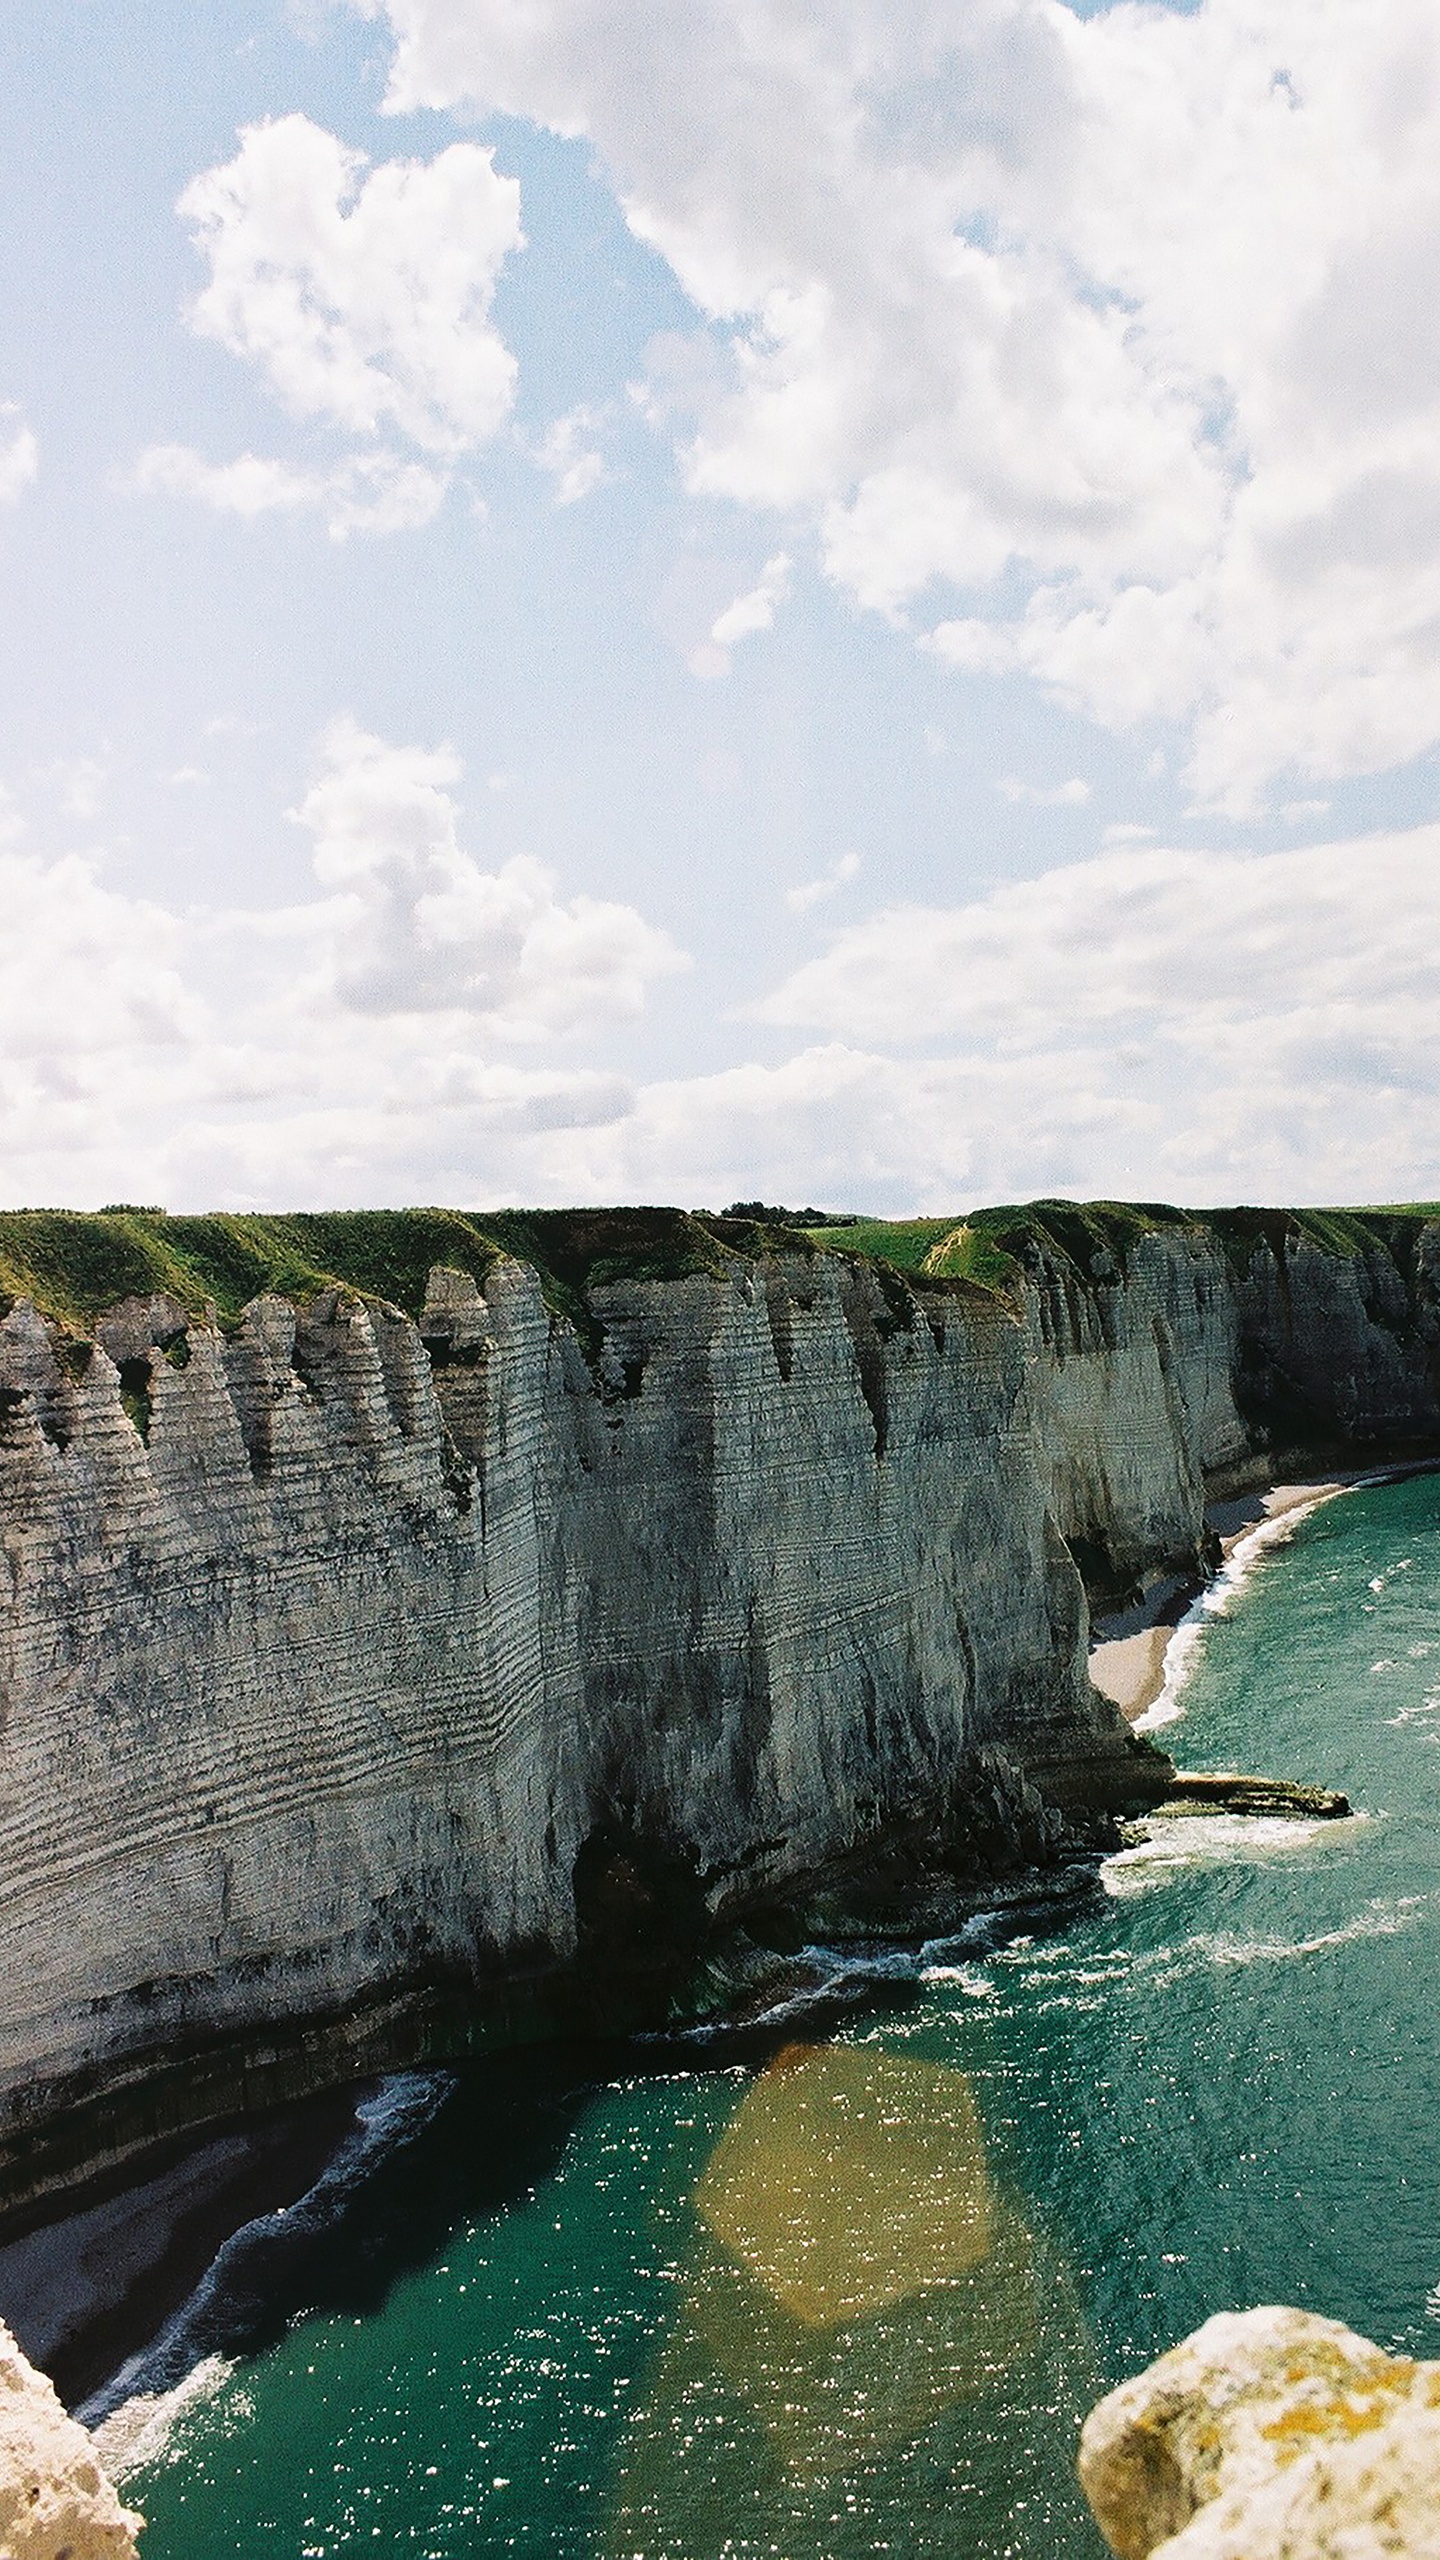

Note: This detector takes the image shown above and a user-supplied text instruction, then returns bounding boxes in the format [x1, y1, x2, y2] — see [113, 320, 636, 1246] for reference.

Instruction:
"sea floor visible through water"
[9, 1468, 1440, 2558]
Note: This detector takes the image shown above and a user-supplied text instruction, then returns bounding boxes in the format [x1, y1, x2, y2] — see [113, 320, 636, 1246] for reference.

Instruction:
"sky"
[3, 0, 1440, 1215]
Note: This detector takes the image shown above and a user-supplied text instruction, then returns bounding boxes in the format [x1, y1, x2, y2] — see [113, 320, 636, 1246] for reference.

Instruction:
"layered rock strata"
[0, 1208, 1436, 2203]
[1017, 1214, 1440, 1593]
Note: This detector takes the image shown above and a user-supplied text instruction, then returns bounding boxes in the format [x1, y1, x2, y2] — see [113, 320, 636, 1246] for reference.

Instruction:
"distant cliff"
[1011, 1201, 1440, 1589]
[0, 1201, 1436, 2207]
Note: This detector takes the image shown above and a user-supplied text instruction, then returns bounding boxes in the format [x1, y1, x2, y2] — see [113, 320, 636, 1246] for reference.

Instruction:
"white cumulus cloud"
[508, 822, 1440, 1210]
[531, 406, 609, 506]
[130, 443, 448, 539]
[785, 849, 860, 914]
[757, 828, 1440, 1053]
[363, 0, 1440, 809]
[180, 114, 522, 453]
[0, 405, 37, 507]
[691, 551, 792, 677]
[0, 852, 200, 1062]
[134, 114, 526, 539]
[0, 727, 689, 1212]
[997, 776, 1091, 809]
[291, 715, 690, 1035]
[520, 1041, 1158, 1214]
[10, 800, 1440, 1209]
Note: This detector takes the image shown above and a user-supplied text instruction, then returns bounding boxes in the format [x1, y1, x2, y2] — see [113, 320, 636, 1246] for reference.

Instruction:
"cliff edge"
[0, 2316, 141, 2557]
[1080, 2306, 1440, 2560]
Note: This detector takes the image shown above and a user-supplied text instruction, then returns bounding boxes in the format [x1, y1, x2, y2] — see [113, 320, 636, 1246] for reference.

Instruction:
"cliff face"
[1016, 1214, 1440, 1592]
[0, 1240, 1129, 2199]
[0, 1206, 1436, 2202]
[1019, 1228, 1249, 1590]
[1229, 1217, 1440, 1452]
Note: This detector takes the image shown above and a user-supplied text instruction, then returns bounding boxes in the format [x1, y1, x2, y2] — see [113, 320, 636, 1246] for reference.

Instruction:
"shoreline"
[0, 2086, 366, 2413]
[1089, 1461, 1438, 1728]
[4, 1461, 1431, 2428]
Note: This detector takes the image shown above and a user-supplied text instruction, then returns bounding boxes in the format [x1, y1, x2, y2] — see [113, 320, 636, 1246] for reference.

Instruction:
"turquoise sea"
[104, 1471, 1440, 2557]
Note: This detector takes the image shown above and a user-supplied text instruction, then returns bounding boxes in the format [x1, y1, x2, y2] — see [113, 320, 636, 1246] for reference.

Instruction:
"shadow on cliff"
[2, 1876, 1113, 2419]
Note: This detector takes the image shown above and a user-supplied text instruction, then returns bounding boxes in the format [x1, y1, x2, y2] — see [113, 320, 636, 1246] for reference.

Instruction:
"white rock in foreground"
[0, 2319, 142, 2557]
[1079, 2306, 1440, 2559]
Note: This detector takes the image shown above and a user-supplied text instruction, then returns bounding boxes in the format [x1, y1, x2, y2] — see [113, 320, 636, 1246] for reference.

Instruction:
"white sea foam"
[671, 1942, 927, 2041]
[1141, 1894, 1427, 1989]
[1386, 1692, 1440, 1741]
[90, 2352, 235, 2482]
[996, 1937, 1130, 1970]
[80, 2069, 453, 2445]
[1370, 1558, 1414, 1593]
[1101, 1811, 1336, 1895]
[1194, 1897, 1422, 1966]
[917, 1962, 999, 1996]
[1135, 1488, 1349, 1736]
[918, 1911, 1034, 1965]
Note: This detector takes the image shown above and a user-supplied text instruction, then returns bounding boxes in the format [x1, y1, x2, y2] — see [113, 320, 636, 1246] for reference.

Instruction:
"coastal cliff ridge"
[0, 1197, 1436, 2208]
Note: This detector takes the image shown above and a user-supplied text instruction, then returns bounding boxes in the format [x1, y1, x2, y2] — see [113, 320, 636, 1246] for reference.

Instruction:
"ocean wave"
[1100, 1811, 1339, 1894]
[79, 2069, 454, 2440]
[89, 2351, 235, 2483]
[991, 1883, 1425, 2004]
[668, 1904, 1063, 2041]
[916, 1962, 999, 1997]
[1142, 1894, 1428, 1988]
[1385, 1692, 1440, 1740]
[1134, 1488, 1347, 1736]
[1191, 1894, 1424, 1968]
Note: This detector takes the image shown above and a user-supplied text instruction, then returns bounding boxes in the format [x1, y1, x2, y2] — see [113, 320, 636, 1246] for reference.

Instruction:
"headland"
[1, 1197, 1437, 2214]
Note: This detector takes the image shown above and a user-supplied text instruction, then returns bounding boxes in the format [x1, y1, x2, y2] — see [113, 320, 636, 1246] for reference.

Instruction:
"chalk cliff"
[0, 1203, 1435, 2203]
[1014, 1207, 1440, 1591]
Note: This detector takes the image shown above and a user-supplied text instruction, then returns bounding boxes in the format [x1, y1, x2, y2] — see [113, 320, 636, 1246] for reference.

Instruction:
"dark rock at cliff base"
[707, 1753, 1147, 1984]
[570, 1826, 712, 2029]
[1161, 1771, 1351, 1819]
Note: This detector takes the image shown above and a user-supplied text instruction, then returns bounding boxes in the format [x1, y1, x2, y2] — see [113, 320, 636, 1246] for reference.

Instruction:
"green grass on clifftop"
[0, 1208, 510, 1333]
[0, 1204, 810, 1339]
[807, 1198, 1440, 1301]
[3, 1198, 1438, 1341]
[804, 1200, 1199, 1295]
[801, 1217, 955, 1272]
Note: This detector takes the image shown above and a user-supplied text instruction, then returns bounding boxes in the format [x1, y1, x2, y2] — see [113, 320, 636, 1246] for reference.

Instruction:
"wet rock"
[1162, 1772, 1350, 1819]
[1079, 2304, 1440, 2559]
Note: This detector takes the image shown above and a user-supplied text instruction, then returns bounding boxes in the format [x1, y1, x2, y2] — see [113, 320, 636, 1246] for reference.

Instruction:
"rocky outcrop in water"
[0, 1203, 1435, 2202]
[1159, 1772, 1350, 1819]
[0, 2316, 141, 2556]
[1079, 2305, 1440, 2559]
